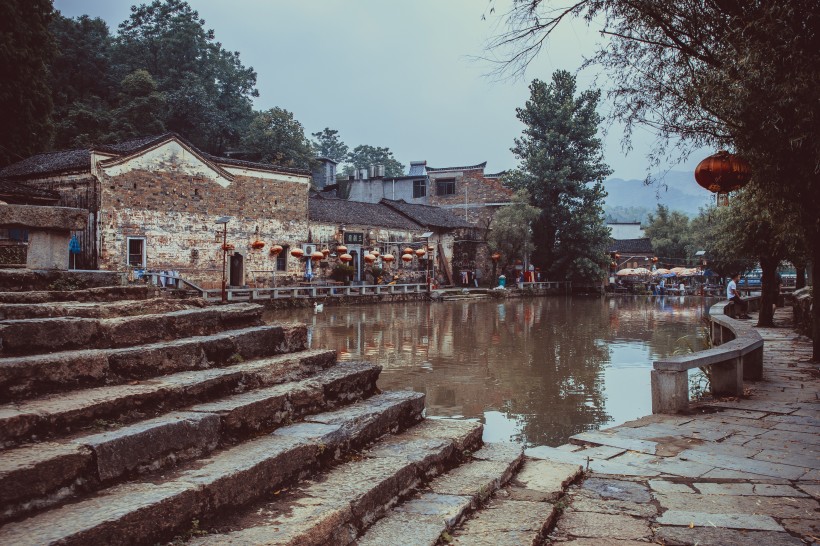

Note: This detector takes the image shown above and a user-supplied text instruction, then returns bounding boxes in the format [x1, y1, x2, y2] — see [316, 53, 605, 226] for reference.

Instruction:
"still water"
[267, 296, 714, 447]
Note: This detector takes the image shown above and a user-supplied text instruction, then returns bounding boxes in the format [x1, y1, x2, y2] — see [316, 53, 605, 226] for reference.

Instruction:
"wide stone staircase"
[0, 285, 581, 545]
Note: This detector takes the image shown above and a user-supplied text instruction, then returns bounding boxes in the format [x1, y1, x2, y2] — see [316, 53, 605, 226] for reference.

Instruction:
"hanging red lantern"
[269, 244, 283, 256]
[414, 248, 426, 257]
[321, 248, 330, 257]
[610, 261, 617, 268]
[614, 253, 621, 260]
[291, 248, 304, 259]
[652, 257, 658, 263]
[427, 245, 435, 252]
[401, 253, 413, 263]
[382, 254, 395, 263]
[336, 245, 348, 254]
[371, 249, 380, 257]
[339, 253, 353, 263]
[491, 252, 501, 262]
[695, 150, 751, 206]
[403, 247, 414, 255]
[221, 243, 235, 251]
[251, 240, 265, 250]
[310, 251, 324, 261]
[364, 253, 376, 264]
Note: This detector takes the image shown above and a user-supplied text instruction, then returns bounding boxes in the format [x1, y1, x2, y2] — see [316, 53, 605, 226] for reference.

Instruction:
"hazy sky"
[53, 0, 705, 180]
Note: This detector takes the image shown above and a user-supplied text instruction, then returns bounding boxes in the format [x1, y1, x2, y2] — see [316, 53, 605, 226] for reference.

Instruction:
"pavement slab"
[654, 526, 804, 546]
[555, 511, 653, 541]
[656, 510, 784, 531]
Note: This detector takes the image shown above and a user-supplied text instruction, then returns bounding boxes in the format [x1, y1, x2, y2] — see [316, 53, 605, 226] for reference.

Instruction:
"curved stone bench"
[651, 296, 763, 413]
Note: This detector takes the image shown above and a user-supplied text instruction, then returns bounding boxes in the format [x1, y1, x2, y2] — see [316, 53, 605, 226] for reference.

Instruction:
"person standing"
[727, 273, 751, 319]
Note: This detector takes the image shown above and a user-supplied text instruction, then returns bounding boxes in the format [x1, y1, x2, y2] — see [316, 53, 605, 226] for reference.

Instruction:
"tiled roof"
[608, 238, 654, 253]
[380, 199, 473, 229]
[426, 161, 487, 173]
[309, 195, 423, 230]
[0, 132, 309, 179]
[0, 179, 60, 204]
[485, 171, 508, 179]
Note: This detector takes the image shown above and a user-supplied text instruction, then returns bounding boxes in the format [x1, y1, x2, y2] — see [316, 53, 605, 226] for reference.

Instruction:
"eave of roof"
[425, 161, 487, 173]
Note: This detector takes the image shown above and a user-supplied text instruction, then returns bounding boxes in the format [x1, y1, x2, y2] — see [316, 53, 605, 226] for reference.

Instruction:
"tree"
[345, 145, 405, 177]
[113, 0, 257, 153]
[311, 128, 349, 164]
[0, 0, 54, 166]
[49, 13, 116, 148]
[509, 71, 612, 280]
[492, 0, 820, 357]
[242, 107, 314, 169]
[644, 205, 692, 264]
[104, 69, 166, 142]
[488, 188, 541, 270]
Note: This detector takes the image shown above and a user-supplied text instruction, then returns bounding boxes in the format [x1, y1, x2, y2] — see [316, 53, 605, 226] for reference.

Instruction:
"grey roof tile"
[309, 195, 423, 230]
[380, 199, 473, 229]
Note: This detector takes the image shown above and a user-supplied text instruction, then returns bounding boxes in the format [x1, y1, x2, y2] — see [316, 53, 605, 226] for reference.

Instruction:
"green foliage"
[345, 145, 405, 177]
[0, 0, 54, 167]
[488, 188, 540, 269]
[311, 128, 349, 163]
[49, 14, 116, 148]
[510, 71, 612, 280]
[243, 108, 315, 168]
[644, 205, 692, 261]
[104, 69, 167, 142]
[331, 264, 355, 282]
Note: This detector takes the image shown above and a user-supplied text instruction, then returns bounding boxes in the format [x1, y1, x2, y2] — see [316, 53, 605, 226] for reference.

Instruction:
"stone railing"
[651, 295, 763, 413]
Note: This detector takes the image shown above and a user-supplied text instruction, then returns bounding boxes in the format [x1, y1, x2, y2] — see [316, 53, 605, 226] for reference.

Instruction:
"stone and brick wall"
[427, 168, 512, 228]
[98, 169, 309, 287]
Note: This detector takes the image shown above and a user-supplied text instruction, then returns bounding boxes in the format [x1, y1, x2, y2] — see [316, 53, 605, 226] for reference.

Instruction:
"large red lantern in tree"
[695, 150, 752, 206]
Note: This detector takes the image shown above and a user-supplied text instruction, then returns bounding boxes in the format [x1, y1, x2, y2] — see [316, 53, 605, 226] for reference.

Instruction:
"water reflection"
[266, 296, 712, 447]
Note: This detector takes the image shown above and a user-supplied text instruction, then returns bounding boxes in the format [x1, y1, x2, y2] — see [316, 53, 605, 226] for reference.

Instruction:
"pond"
[265, 295, 715, 447]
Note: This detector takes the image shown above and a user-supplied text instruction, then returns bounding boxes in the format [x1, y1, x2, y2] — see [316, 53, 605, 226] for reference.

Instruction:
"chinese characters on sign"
[344, 232, 364, 245]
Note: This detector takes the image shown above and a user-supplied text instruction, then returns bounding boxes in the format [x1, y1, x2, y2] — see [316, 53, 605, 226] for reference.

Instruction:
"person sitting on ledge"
[727, 272, 751, 319]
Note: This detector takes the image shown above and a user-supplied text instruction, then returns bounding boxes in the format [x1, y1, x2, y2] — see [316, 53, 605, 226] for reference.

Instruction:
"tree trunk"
[757, 256, 779, 327]
[796, 266, 806, 289]
[813, 240, 820, 362]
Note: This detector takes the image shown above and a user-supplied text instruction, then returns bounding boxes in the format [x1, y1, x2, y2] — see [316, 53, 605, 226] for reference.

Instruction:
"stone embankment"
[0, 285, 584, 545]
[526, 306, 819, 545]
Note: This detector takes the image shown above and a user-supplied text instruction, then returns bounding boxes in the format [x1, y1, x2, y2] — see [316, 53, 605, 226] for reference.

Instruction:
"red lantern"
[291, 248, 304, 259]
[269, 244, 283, 256]
[414, 248, 426, 257]
[339, 253, 353, 263]
[652, 257, 658, 263]
[321, 248, 330, 257]
[401, 253, 413, 263]
[221, 243, 235, 251]
[614, 253, 621, 260]
[695, 150, 751, 206]
[382, 254, 395, 263]
[251, 240, 265, 250]
[336, 245, 348, 254]
[364, 253, 376, 264]
[610, 261, 617, 268]
[371, 249, 380, 257]
[427, 245, 435, 252]
[310, 251, 324, 261]
[491, 252, 501, 262]
[403, 247, 414, 255]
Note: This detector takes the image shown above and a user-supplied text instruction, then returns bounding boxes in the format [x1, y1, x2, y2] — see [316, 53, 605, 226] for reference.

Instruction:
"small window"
[127, 237, 146, 268]
[436, 178, 456, 196]
[276, 245, 289, 271]
[413, 179, 426, 198]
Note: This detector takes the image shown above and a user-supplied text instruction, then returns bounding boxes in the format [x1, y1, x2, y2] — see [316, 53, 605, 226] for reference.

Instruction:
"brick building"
[0, 134, 312, 287]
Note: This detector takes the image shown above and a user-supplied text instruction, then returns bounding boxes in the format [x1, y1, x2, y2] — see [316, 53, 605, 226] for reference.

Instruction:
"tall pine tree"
[510, 70, 611, 280]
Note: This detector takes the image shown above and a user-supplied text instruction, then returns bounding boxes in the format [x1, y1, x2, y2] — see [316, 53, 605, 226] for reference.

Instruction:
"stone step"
[0, 323, 307, 401]
[0, 348, 335, 447]
[447, 457, 583, 546]
[0, 297, 204, 320]
[0, 391, 426, 546]
[189, 418, 486, 546]
[0, 361, 381, 523]
[0, 302, 263, 356]
[0, 285, 161, 304]
[355, 441, 524, 546]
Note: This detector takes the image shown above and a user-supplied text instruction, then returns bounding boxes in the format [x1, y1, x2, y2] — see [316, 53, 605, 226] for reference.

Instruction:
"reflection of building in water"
[267, 297, 706, 447]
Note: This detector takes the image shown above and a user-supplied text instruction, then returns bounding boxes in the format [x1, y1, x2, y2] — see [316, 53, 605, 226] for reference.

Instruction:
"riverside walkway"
[526, 306, 818, 545]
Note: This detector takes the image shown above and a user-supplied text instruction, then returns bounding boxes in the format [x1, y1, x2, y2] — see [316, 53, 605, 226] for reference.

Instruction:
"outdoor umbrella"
[616, 268, 635, 276]
[652, 268, 671, 275]
[633, 267, 652, 275]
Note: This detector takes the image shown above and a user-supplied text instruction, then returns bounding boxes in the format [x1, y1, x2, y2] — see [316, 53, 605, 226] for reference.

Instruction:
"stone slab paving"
[541, 308, 820, 545]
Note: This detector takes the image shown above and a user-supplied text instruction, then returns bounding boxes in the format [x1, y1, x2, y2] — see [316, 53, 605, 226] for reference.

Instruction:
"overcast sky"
[53, 0, 704, 181]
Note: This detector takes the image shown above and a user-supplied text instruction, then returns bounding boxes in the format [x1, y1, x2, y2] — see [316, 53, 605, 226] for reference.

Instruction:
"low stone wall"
[792, 287, 813, 339]
[0, 269, 123, 292]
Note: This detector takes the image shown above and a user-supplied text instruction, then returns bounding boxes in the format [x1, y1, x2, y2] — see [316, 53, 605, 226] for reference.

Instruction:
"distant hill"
[603, 171, 713, 217]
